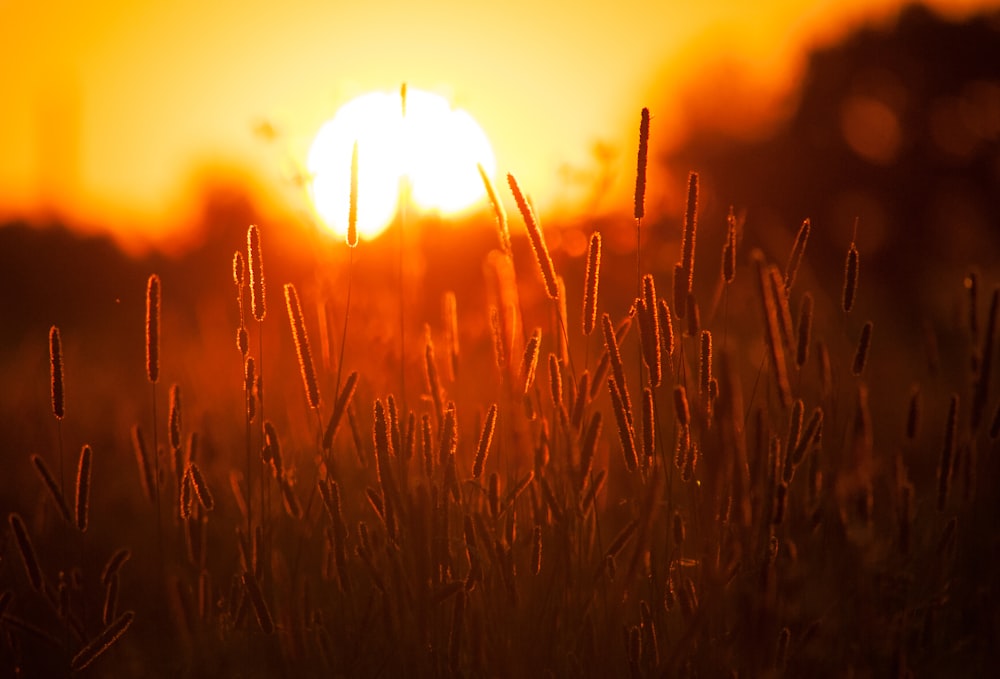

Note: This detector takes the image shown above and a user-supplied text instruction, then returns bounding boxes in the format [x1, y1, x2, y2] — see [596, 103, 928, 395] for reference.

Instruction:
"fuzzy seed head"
[634, 108, 650, 221]
[247, 225, 266, 321]
[145, 274, 161, 384]
[49, 326, 65, 419]
[583, 232, 602, 336]
[285, 284, 320, 409]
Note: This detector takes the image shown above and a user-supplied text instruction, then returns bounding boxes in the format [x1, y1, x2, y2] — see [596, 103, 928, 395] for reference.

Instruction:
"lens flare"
[307, 88, 496, 241]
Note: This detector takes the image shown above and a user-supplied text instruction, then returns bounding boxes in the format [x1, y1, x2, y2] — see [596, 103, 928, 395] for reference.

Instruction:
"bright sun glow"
[307, 88, 497, 241]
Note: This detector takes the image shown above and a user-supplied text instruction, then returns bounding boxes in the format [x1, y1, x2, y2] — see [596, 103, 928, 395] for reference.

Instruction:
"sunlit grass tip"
[49, 325, 64, 420]
[680, 171, 699, 295]
[507, 172, 559, 300]
[247, 225, 266, 321]
[75, 444, 92, 532]
[634, 107, 650, 221]
[478, 163, 511, 256]
[583, 232, 602, 336]
[284, 283, 321, 409]
[145, 274, 160, 384]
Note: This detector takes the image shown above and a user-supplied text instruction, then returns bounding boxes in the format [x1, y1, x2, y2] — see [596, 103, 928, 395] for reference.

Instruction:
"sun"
[307, 87, 497, 241]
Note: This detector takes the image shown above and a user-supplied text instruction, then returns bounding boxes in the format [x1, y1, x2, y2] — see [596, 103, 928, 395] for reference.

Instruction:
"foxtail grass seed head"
[237, 327, 248, 357]
[323, 371, 359, 450]
[348, 140, 359, 247]
[642, 273, 658, 319]
[247, 225, 266, 321]
[768, 265, 794, 350]
[843, 240, 859, 313]
[601, 313, 633, 425]
[439, 401, 458, 465]
[507, 172, 559, 299]
[9, 514, 43, 591]
[723, 207, 737, 285]
[472, 403, 498, 479]
[31, 455, 72, 524]
[636, 299, 661, 388]
[188, 462, 215, 511]
[785, 218, 810, 292]
[699, 330, 713, 397]
[658, 298, 675, 360]
[852, 321, 874, 376]
[641, 387, 655, 468]
[245, 356, 257, 421]
[76, 444, 92, 532]
[168, 384, 182, 450]
[180, 467, 193, 519]
[519, 329, 542, 394]
[49, 326, 64, 419]
[101, 548, 131, 587]
[531, 525, 543, 576]
[425, 328, 444, 425]
[548, 353, 564, 409]
[753, 250, 792, 408]
[783, 400, 804, 475]
[789, 407, 823, 473]
[634, 107, 650, 221]
[489, 306, 506, 370]
[385, 394, 403, 457]
[285, 284, 320, 409]
[145, 274, 160, 383]
[374, 399, 393, 462]
[680, 171, 699, 294]
[583, 232, 602, 335]
[478, 163, 511, 256]
[609, 377, 638, 472]
[639, 276, 662, 387]
[233, 251, 245, 288]
[70, 610, 135, 672]
[589, 316, 631, 401]
[796, 293, 813, 369]
[938, 393, 959, 511]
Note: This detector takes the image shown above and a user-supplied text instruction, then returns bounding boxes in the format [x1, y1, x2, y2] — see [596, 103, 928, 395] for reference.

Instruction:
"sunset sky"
[0, 0, 994, 252]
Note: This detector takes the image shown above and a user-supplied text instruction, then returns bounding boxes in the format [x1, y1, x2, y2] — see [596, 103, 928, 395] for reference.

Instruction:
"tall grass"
[2, 110, 998, 679]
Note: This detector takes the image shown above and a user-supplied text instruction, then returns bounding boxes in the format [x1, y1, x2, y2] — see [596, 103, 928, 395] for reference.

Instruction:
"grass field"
[2, 112, 998, 677]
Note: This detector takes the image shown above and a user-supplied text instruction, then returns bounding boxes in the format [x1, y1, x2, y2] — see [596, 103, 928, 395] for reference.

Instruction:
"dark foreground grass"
[2, 138, 999, 678]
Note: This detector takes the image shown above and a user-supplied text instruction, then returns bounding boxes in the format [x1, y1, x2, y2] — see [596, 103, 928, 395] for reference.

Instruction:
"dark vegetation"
[1, 4, 998, 677]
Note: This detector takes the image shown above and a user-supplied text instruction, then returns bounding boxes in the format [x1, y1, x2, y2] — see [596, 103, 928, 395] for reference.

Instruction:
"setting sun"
[307, 87, 496, 241]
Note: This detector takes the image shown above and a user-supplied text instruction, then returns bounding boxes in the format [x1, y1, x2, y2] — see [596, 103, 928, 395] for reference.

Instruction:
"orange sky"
[0, 0, 995, 252]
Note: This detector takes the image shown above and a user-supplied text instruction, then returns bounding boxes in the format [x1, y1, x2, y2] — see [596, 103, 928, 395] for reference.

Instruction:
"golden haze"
[0, 0, 994, 252]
